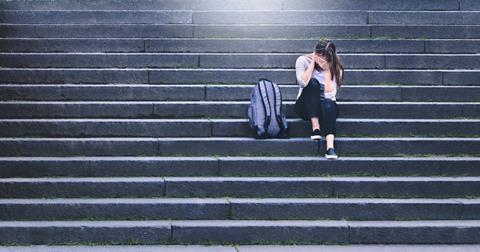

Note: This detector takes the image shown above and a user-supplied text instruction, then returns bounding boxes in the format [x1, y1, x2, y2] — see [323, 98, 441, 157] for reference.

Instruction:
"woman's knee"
[306, 78, 321, 89]
[321, 99, 336, 114]
[319, 100, 337, 133]
[306, 109, 322, 119]
[321, 120, 336, 136]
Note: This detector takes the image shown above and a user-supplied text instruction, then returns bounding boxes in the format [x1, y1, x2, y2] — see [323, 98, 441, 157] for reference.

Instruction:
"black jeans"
[295, 78, 339, 136]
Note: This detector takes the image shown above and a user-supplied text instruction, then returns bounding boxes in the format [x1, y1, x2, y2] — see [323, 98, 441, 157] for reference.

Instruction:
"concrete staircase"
[0, 0, 480, 246]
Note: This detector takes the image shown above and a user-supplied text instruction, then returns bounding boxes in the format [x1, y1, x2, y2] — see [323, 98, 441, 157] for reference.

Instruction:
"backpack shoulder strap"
[271, 81, 286, 132]
[271, 81, 282, 118]
[258, 79, 271, 132]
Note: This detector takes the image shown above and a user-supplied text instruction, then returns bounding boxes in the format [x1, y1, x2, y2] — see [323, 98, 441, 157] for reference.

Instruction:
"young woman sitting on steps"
[294, 39, 344, 160]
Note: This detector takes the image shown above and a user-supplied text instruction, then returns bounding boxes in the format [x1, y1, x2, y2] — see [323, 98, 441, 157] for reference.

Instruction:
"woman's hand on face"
[305, 52, 316, 65]
[315, 55, 329, 70]
[306, 52, 328, 69]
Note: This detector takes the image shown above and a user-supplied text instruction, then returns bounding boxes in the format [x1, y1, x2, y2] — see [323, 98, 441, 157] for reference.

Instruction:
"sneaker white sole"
[310, 135, 322, 140]
[325, 154, 338, 160]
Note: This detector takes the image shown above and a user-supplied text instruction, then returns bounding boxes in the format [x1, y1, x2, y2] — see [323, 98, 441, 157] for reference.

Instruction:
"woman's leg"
[326, 134, 335, 149]
[302, 79, 323, 131]
[310, 117, 320, 131]
[320, 99, 338, 149]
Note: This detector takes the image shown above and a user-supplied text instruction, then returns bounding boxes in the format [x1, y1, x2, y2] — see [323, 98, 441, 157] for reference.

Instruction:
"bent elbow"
[299, 79, 307, 88]
[296, 77, 306, 88]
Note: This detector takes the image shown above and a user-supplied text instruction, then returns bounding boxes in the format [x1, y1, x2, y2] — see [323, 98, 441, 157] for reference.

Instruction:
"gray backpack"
[247, 78, 288, 138]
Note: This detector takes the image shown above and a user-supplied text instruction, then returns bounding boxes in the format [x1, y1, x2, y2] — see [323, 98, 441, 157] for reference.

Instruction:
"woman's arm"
[295, 53, 316, 87]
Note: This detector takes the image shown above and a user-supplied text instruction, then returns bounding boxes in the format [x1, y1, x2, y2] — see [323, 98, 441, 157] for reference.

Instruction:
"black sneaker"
[310, 129, 322, 140]
[325, 148, 338, 160]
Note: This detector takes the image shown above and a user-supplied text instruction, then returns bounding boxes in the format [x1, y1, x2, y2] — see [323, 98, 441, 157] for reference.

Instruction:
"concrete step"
[1, 68, 479, 85]
[0, 84, 207, 101]
[1, 220, 480, 245]
[143, 38, 476, 54]
[0, 198, 229, 220]
[1, 156, 478, 178]
[194, 11, 366, 25]
[370, 25, 480, 39]
[2, 24, 480, 39]
[1, 85, 479, 102]
[367, 11, 480, 25]
[0, 220, 170, 245]
[0, 137, 478, 157]
[1, 176, 479, 198]
[0, 10, 361, 25]
[0, 0, 466, 11]
[3, 11, 480, 25]
[145, 69, 480, 85]
[2, 38, 479, 54]
[0, 101, 478, 119]
[204, 85, 480, 102]
[1, 119, 478, 138]
[0, 177, 166, 198]
[1, 245, 480, 252]
[1, 53, 480, 69]
[0, 245, 230, 251]
[284, 0, 475, 11]
[0, 24, 195, 38]
[0, 198, 478, 221]
[0, 10, 192, 25]
[196, 11, 480, 26]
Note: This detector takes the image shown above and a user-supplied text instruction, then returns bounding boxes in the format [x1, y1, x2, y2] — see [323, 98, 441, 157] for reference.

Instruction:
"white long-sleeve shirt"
[295, 55, 337, 101]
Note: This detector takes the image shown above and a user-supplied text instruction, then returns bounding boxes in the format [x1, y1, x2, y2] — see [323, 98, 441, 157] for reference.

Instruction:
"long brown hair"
[313, 39, 344, 87]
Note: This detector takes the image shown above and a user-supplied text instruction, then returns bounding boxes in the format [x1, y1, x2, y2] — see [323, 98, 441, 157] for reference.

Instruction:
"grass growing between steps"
[33, 194, 480, 200]
[37, 169, 475, 179]
[26, 173, 476, 179]
[217, 172, 449, 177]
[452, 117, 480, 120]
[336, 134, 480, 138]
[154, 152, 480, 158]
[157, 240, 350, 246]
[143, 193, 480, 200]
[17, 211, 479, 222]
[0, 240, 350, 246]
[202, 35, 423, 40]
[5, 240, 247, 246]
[15, 133, 480, 138]
[367, 82, 403, 86]
[0, 240, 147, 246]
